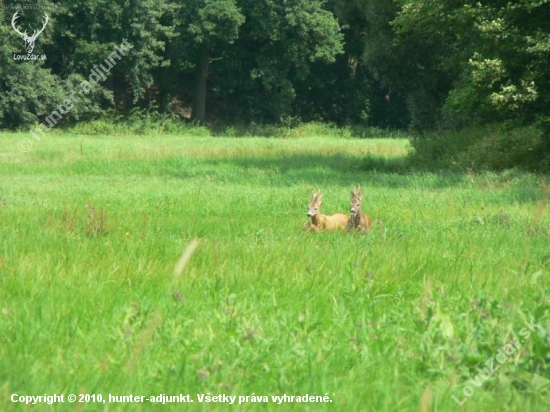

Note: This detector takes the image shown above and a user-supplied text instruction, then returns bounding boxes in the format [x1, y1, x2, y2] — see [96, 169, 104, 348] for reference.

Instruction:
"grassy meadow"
[1, 132, 549, 411]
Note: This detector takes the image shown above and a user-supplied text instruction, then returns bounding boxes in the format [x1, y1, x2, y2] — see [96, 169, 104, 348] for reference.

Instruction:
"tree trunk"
[192, 41, 210, 124]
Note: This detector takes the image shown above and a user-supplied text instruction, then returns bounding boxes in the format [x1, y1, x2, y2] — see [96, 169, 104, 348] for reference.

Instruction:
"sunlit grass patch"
[0, 133, 549, 411]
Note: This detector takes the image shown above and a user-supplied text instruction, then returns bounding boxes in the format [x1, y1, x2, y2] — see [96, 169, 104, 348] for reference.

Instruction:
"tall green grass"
[0, 133, 549, 411]
[66, 115, 406, 139]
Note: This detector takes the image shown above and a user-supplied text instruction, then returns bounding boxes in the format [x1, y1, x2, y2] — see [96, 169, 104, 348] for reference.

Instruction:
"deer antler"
[11, 11, 28, 39]
[11, 12, 49, 41]
[28, 13, 49, 41]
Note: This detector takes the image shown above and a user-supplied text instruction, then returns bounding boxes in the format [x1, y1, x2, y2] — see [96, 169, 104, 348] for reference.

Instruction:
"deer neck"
[311, 213, 325, 226]
[351, 211, 361, 227]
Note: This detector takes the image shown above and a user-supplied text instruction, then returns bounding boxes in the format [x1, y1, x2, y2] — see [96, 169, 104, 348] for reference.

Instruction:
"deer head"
[307, 193, 323, 218]
[350, 187, 364, 217]
[12, 12, 49, 54]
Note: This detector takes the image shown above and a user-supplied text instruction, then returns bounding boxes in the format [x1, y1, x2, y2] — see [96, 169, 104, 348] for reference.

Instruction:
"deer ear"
[316, 194, 323, 203]
[359, 187, 364, 198]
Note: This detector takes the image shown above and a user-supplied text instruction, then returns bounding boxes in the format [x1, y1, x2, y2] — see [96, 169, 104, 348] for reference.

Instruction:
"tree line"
[1, 1, 549, 150]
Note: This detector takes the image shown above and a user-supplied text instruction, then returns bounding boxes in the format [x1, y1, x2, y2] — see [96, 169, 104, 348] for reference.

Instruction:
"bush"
[68, 115, 405, 140]
[68, 110, 211, 137]
[210, 120, 398, 138]
[460, 126, 545, 171]
[410, 125, 549, 172]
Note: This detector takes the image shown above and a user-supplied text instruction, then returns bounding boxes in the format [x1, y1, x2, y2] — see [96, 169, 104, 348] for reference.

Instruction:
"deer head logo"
[11, 12, 49, 54]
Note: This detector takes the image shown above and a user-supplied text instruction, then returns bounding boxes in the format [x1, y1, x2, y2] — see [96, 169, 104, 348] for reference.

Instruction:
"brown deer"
[346, 187, 372, 233]
[302, 192, 348, 232]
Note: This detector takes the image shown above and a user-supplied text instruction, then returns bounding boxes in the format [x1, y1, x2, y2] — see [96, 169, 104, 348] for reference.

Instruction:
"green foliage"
[0, 63, 63, 130]
[186, 0, 245, 44]
[0, 0, 392, 132]
[410, 125, 549, 172]
[3, 0, 550, 169]
[68, 118, 400, 139]
[214, 0, 345, 121]
[55, 0, 176, 104]
[0, 3, 61, 129]
[0, 0, 174, 128]
[388, 1, 550, 132]
[68, 111, 211, 136]
[0, 59, 111, 130]
[348, 0, 550, 167]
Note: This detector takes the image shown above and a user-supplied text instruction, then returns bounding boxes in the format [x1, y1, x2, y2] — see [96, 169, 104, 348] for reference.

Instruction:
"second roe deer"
[346, 186, 372, 233]
[302, 192, 348, 232]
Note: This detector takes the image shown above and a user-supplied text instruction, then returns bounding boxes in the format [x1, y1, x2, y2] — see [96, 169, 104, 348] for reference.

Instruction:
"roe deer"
[302, 192, 348, 232]
[346, 187, 372, 233]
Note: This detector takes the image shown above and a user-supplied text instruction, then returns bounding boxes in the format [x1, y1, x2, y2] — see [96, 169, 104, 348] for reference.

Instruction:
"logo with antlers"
[11, 11, 49, 54]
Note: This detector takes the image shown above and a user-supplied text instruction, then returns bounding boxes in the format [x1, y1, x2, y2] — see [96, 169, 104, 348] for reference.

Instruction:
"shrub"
[410, 125, 549, 172]
[459, 126, 545, 171]
[68, 110, 211, 137]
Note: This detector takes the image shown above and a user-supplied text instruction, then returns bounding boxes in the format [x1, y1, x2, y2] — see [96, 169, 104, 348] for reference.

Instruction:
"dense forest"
[2, 0, 550, 168]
